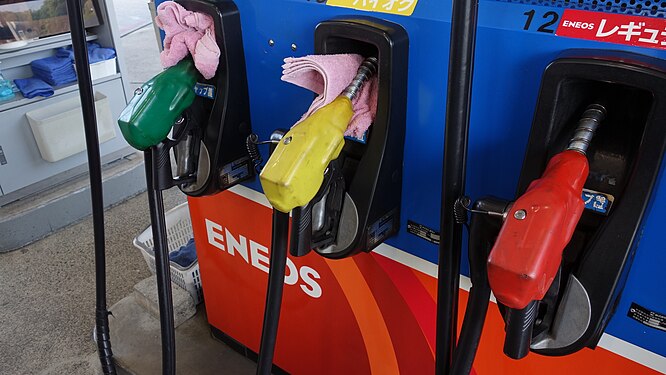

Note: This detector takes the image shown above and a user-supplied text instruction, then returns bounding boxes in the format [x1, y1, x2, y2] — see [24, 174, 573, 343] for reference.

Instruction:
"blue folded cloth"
[13, 78, 54, 99]
[32, 68, 76, 78]
[30, 56, 77, 86]
[32, 64, 72, 73]
[89, 47, 116, 64]
[169, 238, 197, 268]
[33, 72, 77, 86]
[32, 67, 77, 77]
[30, 56, 72, 72]
[31, 70, 77, 86]
[56, 42, 117, 64]
[55, 46, 75, 60]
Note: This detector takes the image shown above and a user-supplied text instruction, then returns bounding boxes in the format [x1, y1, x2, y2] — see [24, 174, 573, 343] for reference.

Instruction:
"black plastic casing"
[312, 17, 408, 259]
[517, 50, 666, 356]
[176, 0, 254, 197]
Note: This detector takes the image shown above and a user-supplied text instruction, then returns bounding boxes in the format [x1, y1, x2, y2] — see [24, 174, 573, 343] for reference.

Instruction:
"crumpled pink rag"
[281, 54, 378, 139]
[155, 1, 220, 80]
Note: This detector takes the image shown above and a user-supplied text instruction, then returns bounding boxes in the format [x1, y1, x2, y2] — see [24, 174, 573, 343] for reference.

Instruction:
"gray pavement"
[119, 25, 163, 93]
[1, 2, 254, 374]
[0, 186, 187, 375]
[0, 3, 181, 373]
[110, 0, 155, 36]
[109, 294, 256, 375]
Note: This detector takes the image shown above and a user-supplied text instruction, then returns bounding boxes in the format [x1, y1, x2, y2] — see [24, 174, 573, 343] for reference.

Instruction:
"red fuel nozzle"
[487, 150, 588, 309]
[487, 104, 605, 310]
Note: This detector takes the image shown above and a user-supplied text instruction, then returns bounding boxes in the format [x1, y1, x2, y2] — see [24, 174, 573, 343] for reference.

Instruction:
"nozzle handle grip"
[487, 150, 589, 309]
[503, 300, 538, 359]
[118, 59, 198, 150]
[260, 96, 353, 213]
[289, 204, 313, 257]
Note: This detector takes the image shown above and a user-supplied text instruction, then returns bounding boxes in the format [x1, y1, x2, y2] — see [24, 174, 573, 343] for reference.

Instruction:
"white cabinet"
[0, 0, 133, 205]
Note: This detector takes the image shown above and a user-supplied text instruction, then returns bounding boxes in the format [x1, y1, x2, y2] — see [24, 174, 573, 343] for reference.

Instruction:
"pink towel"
[155, 1, 220, 80]
[282, 54, 378, 139]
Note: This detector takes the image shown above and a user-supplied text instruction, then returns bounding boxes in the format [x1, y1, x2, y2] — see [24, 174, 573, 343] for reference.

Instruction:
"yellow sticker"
[326, 0, 418, 16]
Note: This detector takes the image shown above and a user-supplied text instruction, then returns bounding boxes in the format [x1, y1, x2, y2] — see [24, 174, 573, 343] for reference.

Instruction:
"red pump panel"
[487, 150, 589, 309]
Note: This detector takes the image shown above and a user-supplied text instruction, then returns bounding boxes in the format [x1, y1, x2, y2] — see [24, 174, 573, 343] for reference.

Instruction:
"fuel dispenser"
[64, 0, 666, 372]
[500, 52, 666, 357]
[186, 0, 666, 371]
[254, 17, 408, 373]
[116, 0, 254, 373]
[119, 0, 254, 196]
[448, 51, 666, 373]
[262, 18, 409, 259]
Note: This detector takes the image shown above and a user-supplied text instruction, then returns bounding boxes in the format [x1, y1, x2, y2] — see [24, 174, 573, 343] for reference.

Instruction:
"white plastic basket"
[26, 91, 116, 162]
[72, 57, 118, 81]
[132, 202, 203, 304]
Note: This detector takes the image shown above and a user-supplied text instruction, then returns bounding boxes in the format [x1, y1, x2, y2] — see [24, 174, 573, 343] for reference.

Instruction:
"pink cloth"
[282, 54, 378, 139]
[155, 1, 220, 80]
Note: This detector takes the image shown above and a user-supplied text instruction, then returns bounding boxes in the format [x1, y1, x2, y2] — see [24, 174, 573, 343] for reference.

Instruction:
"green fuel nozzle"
[118, 59, 199, 375]
[118, 59, 198, 150]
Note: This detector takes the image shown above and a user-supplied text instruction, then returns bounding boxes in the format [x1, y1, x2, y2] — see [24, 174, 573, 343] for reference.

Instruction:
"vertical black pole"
[144, 149, 177, 375]
[435, 0, 479, 372]
[64, 1, 116, 374]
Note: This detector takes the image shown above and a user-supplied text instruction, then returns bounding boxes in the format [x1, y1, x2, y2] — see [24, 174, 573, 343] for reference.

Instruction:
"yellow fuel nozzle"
[260, 57, 378, 213]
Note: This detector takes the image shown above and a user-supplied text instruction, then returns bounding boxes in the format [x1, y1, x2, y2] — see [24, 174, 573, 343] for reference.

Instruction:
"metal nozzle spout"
[342, 57, 378, 101]
[567, 104, 606, 155]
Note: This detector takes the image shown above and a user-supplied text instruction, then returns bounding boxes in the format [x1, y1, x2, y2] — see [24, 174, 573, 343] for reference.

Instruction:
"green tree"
[31, 0, 67, 20]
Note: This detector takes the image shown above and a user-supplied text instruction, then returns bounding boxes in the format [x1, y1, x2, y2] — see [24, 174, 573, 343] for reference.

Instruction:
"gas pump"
[119, 0, 254, 197]
[447, 51, 666, 373]
[254, 17, 408, 374]
[261, 18, 409, 259]
[63, 0, 666, 371]
[116, 0, 254, 373]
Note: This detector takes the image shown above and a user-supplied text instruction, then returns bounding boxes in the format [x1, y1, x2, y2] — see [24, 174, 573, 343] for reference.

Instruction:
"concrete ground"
[109, 292, 256, 375]
[0, 2, 252, 374]
[0, 187, 186, 375]
[114, 0, 163, 93]
[111, 0, 154, 36]
[119, 23, 163, 93]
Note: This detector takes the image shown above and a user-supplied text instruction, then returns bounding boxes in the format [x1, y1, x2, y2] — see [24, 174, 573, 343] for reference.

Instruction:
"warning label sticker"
[326, 0, 419, 17]
[582, 188, 614, 215]
[219, 157, 251, 188]
[628, 302, 666, 332]
[367, 209, 397, 248]
[407, 220, 440, 245]
[194, 83, 216, 100]
[556, 10, 666, 50]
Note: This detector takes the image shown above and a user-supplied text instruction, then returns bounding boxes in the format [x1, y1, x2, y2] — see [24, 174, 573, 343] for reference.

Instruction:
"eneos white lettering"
[562, 20, 595, 30]
[205, 218, 323, 298]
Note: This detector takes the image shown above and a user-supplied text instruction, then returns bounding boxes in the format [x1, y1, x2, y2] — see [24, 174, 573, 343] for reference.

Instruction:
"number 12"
[523, 9, 560, 34]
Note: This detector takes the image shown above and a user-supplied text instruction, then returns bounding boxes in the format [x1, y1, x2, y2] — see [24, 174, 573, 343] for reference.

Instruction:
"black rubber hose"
[450, 198, 507, 375]
[435, 0, 480, 372]
[256, 210, 290, 375]
[145, 149, 177, 375]
[64, 1, 116, 373]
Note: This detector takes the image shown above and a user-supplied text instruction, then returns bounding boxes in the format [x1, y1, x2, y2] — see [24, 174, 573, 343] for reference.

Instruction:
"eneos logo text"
[205, 219, 322, 298]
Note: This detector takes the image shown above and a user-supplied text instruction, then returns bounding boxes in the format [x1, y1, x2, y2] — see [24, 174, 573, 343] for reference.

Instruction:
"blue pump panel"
[157, 0, 666, 359]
